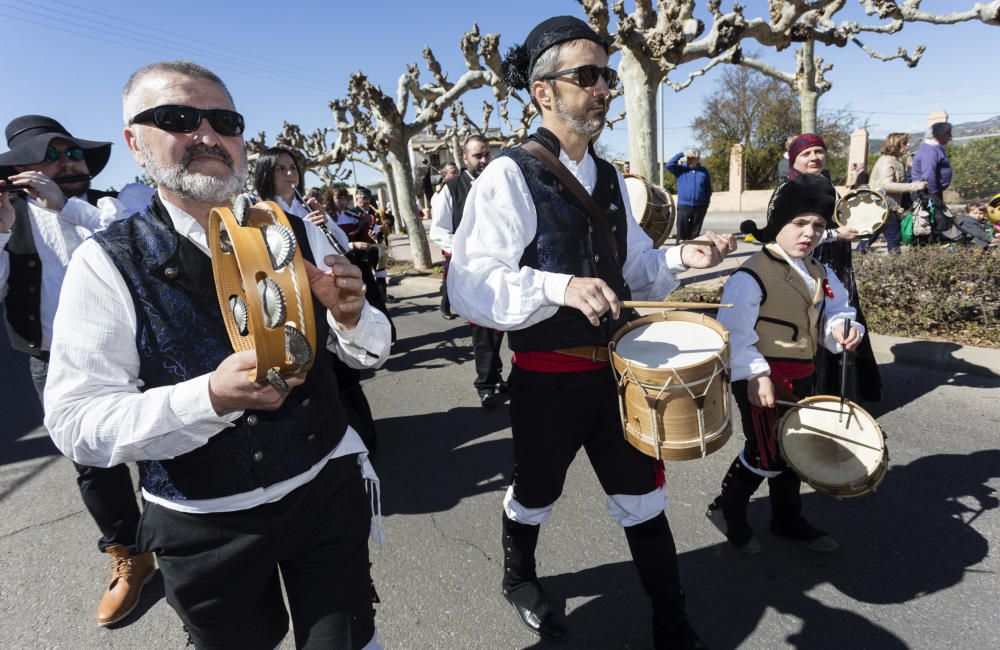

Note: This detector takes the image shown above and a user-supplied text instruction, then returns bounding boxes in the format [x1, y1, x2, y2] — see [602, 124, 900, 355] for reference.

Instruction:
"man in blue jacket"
[912, 122, 953, 202]
[667, 149, 712, 240]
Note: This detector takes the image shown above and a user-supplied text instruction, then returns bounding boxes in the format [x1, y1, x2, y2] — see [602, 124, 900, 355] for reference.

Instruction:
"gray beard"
[554, 95, 605, 137]
[137, 136, 247, 204]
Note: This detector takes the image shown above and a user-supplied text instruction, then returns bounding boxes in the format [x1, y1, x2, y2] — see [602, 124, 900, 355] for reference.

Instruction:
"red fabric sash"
[512, 351, 609, 373]
[750, 361, 814, 469]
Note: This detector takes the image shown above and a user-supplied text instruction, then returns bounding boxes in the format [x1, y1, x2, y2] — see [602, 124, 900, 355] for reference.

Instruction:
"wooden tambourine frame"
[833, 188, 889, 236]
[208, 199, 316, 384]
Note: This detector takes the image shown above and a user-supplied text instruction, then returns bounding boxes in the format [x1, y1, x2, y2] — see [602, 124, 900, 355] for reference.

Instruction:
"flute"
[293, 187, 350, 257]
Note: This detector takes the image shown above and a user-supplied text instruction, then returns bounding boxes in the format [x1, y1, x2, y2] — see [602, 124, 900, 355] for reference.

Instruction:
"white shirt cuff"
[544, 272, 574, 306]
[328, 302, 389, 359]
[666, 246, 686, 273]
[170, 373, 243, 427]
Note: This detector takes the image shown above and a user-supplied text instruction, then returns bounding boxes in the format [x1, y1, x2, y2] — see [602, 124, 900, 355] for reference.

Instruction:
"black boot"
[624, 515, 707, 649]
[707, 458, 764, 552]
[768, 470, 839, 551]
[501, 514, 566, 641]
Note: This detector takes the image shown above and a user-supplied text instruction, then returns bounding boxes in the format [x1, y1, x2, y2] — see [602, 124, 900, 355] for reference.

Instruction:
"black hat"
[0, 115, 111, 180]
[740, 174, 836, 243]
[501, 16, 609, 90]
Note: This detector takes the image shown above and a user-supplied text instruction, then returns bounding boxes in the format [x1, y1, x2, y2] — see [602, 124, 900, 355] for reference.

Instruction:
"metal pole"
[658, 82, 665, 186]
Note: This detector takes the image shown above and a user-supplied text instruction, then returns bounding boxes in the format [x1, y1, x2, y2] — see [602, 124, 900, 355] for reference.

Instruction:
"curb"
[393, 276, 1000, 380]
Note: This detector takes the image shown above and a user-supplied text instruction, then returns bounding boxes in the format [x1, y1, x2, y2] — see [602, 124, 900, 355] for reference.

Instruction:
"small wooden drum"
[610, 312, 731, 461]
[778, 396, 888, 498]
[208, 197, 316, 390]
[834, 188, 889, 236]
[624, 173, 675, 248]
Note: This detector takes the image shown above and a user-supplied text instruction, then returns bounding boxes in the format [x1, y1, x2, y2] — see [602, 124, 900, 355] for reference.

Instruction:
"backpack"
[900, 211, 915, 245]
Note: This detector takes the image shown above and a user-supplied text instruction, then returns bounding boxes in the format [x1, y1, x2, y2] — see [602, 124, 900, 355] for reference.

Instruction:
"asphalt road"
[1, 280, 998, 650]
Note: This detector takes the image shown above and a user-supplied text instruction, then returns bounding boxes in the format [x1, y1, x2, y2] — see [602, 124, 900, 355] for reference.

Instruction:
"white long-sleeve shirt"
[43, 193, 391, 513]
[717, 244, 864, 382]
[0, 194, 127, 349]
[447, 147, 686, 330]
[428, 186, 456, 253]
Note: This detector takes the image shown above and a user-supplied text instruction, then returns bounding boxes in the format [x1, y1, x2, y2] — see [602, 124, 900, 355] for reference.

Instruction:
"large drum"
[610, 312, 731, 461]
[778, 396, 888, 498]
[624, 173, 675, 248]
[834, 188, 889, 236]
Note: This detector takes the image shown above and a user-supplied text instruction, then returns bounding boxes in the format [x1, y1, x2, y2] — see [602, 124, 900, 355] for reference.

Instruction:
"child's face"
[775, 213, 827, 258]
[969, 207, 986, 222]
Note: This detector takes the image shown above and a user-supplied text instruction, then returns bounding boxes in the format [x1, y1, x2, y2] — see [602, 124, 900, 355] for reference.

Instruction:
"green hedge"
[671, 246, 999, 348]
[854, 246, 999, 347]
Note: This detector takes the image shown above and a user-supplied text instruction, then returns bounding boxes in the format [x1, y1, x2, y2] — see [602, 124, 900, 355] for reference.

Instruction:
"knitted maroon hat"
[787, 133, 826, 165]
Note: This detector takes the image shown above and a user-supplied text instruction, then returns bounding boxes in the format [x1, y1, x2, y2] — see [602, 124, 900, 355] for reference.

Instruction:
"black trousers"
[30, 356, 141, 553]
[439, 251, 452, 315]
[675, 204, 709, 241]
[508, 366, 657, 507]
[137, 455, 375, 650]
[471, 325, 504, 392]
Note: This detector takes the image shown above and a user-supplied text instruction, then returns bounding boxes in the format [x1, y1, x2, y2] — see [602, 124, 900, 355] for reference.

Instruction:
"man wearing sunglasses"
[448, 16, 735, 649]
[0, 115, 148, 628]
[43, 61, 391, 649]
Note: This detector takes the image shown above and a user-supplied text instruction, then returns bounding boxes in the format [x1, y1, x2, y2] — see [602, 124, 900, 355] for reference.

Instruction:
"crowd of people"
[0, 11, 994, 650]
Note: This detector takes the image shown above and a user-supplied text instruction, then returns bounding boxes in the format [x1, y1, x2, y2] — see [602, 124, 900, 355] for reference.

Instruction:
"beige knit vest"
[736, 244, 827, 361]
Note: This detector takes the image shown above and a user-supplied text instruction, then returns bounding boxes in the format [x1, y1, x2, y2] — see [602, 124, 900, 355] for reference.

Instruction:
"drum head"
[835, 190, 888, 236]
[615, 320, 725, 369]
[779, 397, 885, 493]
[624, 175, 649, 225]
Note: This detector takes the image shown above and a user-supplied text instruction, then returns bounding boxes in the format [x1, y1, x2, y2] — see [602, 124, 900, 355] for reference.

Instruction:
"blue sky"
[2, 0, 997, 189]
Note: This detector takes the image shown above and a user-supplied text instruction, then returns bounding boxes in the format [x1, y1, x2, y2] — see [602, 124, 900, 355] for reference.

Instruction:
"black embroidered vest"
[504, 129, 633, 352]
[445, 171, 474, 232]
[3, 189, 115, 356]
[91, 197, 349, 500]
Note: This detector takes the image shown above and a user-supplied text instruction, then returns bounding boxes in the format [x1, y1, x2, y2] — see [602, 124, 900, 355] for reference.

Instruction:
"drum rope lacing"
[612, 348, 729, 458]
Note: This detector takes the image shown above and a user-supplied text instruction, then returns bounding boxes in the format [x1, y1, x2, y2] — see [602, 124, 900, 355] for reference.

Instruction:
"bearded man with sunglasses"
[448, 16, 735, 649]
[0, 115, 152, 627]
[43, 61, 391, 649]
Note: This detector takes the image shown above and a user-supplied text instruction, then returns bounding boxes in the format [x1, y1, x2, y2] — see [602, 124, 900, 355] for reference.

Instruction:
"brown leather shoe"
[95, 545, 156, 626]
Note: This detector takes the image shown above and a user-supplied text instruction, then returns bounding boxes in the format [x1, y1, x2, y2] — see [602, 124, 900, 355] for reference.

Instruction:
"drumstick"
[622, 301, 733, 309]
[678, 239, 714, 246]
[840, 319, 851, 422]
[776, 400, 849, 415]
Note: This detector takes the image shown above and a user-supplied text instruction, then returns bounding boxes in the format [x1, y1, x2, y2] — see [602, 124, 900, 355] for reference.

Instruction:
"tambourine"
[833, 188, 889, 236]
[208, 196, 316, 390]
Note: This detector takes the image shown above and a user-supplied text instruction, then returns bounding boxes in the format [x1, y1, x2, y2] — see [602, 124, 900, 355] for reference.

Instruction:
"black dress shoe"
[479, 389, 499, 409]
[441, 310, 457, 320]
[503, 582, 567, 641]
[495, 379, 509, 394]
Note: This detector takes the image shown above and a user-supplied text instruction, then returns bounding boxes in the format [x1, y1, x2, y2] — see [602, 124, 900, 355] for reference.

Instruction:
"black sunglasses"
[543, 65, 618, 90]
[129, 105, 245, 137]
[44, 145, 85, 163]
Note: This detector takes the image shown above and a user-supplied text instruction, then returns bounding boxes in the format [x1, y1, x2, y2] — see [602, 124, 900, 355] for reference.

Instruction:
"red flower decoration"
[823, 279, 835, 299]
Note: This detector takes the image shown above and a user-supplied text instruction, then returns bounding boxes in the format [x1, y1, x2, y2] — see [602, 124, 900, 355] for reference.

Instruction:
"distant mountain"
[869, 115, 999, 152]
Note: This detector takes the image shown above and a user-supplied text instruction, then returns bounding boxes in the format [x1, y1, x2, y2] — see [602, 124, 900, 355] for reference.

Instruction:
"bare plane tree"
[578, 0, 1000, 182]
[739, 0, 1000, 133]
[346, 24, 511, 270]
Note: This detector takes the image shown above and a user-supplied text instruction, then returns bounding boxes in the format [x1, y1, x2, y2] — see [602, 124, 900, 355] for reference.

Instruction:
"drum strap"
[521, 140, 620, 263]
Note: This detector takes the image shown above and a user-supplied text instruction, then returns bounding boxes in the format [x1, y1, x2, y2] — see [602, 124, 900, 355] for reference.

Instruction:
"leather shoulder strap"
[521, 140, 620, 262]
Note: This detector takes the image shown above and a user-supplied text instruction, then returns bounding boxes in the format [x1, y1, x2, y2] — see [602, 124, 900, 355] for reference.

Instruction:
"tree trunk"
[379, 157, 402, 233]
[620, 48, 664, 183]
[386, 138, 432, 270]
[797, 40, 818, 133]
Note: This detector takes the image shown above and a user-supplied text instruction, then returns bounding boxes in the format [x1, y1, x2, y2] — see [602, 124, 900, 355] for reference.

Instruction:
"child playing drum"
[708, 174, 865, 554]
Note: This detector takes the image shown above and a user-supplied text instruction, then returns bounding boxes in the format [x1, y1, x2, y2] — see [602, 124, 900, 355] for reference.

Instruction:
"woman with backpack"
[864, 133, 927, 254]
